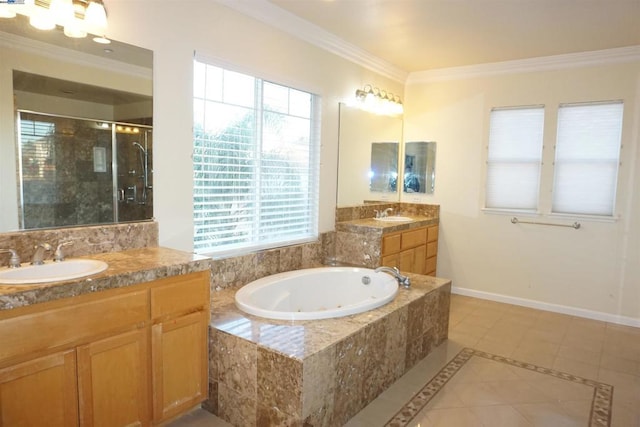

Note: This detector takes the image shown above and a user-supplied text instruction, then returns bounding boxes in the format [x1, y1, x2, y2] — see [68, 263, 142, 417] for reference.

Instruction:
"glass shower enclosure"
[17, 111, 153, 229]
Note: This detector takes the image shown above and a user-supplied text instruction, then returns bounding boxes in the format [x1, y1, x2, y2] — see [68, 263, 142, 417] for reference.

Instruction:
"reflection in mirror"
[404, 141, 436, 195]
[0, 15, 153, 232]
[370, 143, 399, 193]
[337, 103, 402, 206]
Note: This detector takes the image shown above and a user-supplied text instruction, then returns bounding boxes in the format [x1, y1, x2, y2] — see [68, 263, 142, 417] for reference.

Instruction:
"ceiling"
[267, 0, 640, 73]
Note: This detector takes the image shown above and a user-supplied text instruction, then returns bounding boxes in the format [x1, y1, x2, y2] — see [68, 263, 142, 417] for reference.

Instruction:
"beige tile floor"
[170, 294, 640, 426]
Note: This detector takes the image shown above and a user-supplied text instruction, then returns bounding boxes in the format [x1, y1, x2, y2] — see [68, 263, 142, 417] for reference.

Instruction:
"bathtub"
[234, 267, 399, 320]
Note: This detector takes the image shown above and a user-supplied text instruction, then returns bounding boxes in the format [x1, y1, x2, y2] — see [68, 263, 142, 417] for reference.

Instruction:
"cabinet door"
[413, 245, 427, 275]
[152, 311, 208, 423]
[77, 328, 150, 427]
[381, 253, 399, 268]
[399, 248, 415, 272]
[0, 350, 78, 427]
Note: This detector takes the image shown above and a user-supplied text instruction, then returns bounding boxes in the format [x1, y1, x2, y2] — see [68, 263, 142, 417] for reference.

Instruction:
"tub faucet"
[31, 243, 52, 265]
[374, 266, 411, 288]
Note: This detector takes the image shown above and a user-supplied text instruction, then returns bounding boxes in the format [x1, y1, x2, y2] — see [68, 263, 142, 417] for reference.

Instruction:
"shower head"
[132, 141, 145, 153]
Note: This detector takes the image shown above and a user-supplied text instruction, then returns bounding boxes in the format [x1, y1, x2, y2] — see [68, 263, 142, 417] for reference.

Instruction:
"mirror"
[337, 103, 402, 206]
[369, 142, 399, 193]
[0, 14, 153, 232]
[403, 141, 436, 195]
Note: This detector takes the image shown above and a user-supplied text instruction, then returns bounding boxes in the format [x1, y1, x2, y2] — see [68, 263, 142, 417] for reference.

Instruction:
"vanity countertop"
[336, 215, 439, 233]
[0, 247, 211, 311]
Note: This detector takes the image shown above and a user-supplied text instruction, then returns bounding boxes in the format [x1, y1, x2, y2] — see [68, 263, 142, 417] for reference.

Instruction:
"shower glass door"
[17, 111, 153, 229]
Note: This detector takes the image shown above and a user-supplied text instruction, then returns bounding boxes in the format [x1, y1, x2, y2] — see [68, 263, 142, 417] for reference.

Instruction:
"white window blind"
[193, 59, 319, 255]
[485, 106, 544, 211]
[552, 102, 623, 216]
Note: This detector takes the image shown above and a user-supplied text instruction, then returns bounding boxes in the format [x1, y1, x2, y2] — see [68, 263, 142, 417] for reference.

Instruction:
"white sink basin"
[374, 216, 413, 222]
[0, 259, 108, 285]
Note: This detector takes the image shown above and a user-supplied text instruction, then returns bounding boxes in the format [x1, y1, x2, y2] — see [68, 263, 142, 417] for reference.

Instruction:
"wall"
[103, 0, 403, 253]
[404, 60, 640, 324]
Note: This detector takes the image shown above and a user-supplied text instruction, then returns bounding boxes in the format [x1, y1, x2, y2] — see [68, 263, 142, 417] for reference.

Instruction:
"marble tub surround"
[209, 232, 335, 291]
[0, 246, 211, 310]
[207, 273, 451, 426]
[336, 202, 439, 222]
[0, 220, 159, 267]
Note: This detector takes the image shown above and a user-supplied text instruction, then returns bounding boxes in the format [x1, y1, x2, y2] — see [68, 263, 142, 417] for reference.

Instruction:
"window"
[552, 102, 623, 216]
[485, 106, 545, 211]
[193, 60, 320, 255]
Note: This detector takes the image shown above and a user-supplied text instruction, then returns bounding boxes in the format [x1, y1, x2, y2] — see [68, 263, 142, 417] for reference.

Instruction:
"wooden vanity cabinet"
[151, 274, 209, 423]
[0, 270, 210, 427]
[381, 225, 438, 275]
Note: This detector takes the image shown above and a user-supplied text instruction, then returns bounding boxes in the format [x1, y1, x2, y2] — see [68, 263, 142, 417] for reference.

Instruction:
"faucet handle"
[374, 210, 380, 218]
[54, 241, 73, 262]
[0, 249, 21, 268]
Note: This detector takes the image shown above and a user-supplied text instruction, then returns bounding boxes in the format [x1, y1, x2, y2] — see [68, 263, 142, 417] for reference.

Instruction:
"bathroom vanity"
[0, 247, 211, 426]
[381, 224, 439, 275]
[334, 203, 440, 275]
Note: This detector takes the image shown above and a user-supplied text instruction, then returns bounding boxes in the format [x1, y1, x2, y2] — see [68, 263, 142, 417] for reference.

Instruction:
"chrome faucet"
[53, 241, 73, 262]
[383, 208, 394, 217]
[0, 249, 21, 268]
[374, 266, 411, 288]
[31, 243, 52, 265]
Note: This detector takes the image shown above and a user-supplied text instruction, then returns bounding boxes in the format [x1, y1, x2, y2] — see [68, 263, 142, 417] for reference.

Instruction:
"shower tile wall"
[20, 113, 113, 229]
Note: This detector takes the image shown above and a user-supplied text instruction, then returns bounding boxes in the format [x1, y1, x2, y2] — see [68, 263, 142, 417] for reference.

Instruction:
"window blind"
[193, 60, 319, 255]
[19, 116, 56, 181]
[552, 101, 623, 216]
[485, 106, 544, 211]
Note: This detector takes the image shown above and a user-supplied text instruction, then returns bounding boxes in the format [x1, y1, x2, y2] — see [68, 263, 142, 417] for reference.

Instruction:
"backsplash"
[209, 232, 335, 290]
[0, 221, 158, 265]
[336, 202, 439, 222]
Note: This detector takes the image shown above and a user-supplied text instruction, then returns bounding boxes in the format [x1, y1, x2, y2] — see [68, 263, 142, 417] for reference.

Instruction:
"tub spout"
[374, 266, 410, 288]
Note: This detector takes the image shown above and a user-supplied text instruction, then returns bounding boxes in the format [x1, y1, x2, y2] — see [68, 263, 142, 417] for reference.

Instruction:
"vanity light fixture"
[0, 0, 109, 43]
[355, 84, 404, 116]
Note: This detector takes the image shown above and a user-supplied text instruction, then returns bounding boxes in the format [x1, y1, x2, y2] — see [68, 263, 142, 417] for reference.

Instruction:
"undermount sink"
[374, 216, 413, 222]
[0, 259, 108, 285]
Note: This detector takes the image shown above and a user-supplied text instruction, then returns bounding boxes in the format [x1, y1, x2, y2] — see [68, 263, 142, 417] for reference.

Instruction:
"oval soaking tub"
[235, 267, 399, 320]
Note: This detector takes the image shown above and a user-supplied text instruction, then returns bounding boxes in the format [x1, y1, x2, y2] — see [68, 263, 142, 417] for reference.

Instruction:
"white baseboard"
[451, 286, 640, 328]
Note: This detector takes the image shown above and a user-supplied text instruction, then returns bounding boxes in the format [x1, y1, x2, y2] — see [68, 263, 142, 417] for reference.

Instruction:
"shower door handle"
[117, 188, 125, 202]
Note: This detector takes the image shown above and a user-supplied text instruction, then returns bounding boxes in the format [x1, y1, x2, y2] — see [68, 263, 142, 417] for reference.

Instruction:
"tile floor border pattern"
[384, 347, 614, 427]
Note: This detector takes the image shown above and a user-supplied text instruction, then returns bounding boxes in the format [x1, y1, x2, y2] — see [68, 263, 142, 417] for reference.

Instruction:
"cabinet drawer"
[382, 233, 401, 256]
[151, 271, 210, 319]
[401, 228, 427, 250]
[0, 290, 148, 364]
[427, 225, 439, 242]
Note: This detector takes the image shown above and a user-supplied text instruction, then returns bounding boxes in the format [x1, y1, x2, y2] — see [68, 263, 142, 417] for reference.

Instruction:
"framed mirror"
[337, 103, 402, 206]
[403, 141, 436, 195]
[0, 14, 153, 232]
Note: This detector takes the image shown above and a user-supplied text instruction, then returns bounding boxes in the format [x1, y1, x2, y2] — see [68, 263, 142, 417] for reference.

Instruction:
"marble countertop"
[0, 247, 211, 311]
[335, 215, 439, 233]
[211, 273, 451, 360]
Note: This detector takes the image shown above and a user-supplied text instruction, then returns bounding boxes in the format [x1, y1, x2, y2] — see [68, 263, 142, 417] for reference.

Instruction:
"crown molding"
[407, 45, 640, 84]
[0, 31, 153, 80]
[214, 0, 408, 83]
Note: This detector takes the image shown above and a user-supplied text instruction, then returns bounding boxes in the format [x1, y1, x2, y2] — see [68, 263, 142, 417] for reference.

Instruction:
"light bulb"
[29, 6, 56, 30]
[0, 4, 17, 18]
[84, 0, 107, 35]
[50, 0, 74, 24]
